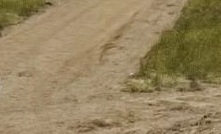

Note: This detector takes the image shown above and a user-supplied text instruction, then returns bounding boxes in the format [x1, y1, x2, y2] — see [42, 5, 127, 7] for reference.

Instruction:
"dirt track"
[1, 0, 221, 134]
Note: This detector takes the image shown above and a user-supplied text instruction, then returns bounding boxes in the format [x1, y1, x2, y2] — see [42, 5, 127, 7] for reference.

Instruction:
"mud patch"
[71, 119, 122, 133]
[156, 100, 205, 114]
[148, 112, 221, 134]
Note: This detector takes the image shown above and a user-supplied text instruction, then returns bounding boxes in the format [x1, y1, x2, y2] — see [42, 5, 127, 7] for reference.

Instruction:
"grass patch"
[0, 0, 45, 30]
[140, 0, 221, 84]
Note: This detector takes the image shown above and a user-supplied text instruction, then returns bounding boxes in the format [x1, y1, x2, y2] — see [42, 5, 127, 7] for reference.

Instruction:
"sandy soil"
[1, 0, 220, 134]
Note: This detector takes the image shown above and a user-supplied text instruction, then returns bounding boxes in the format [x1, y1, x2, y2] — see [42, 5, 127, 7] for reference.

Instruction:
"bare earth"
[1, 0, 221, 133]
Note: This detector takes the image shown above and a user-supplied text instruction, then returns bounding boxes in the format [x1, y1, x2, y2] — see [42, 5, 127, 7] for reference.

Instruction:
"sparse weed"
[124, 71, 204, 93]
[123, 78, 154, 93]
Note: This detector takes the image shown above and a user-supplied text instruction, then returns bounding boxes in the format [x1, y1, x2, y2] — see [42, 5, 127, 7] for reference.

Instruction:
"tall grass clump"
[140, 0, 221, 83]
[0, 0, 45, 29]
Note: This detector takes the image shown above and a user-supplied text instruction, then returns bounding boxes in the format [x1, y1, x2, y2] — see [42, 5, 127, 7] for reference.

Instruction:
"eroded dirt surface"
[2, 0, 220, 134]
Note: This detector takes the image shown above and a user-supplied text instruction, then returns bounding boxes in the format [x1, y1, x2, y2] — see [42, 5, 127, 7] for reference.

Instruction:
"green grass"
[0, 0, 45, 30]
[140, 0, 221, 84]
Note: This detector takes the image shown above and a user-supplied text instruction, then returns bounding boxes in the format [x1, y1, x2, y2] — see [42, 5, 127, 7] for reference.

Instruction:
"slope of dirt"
[2, 0, 220, 134]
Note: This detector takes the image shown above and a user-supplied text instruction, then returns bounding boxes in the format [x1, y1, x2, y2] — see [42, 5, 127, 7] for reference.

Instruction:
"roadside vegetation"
[126, 0, 221, 92]
[0, 0, 45, 31]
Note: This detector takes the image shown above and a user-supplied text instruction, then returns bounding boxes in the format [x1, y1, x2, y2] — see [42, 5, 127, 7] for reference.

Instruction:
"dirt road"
[2, 0, 221, 134]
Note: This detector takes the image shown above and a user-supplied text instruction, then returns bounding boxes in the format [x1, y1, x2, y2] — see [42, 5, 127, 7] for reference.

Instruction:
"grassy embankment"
[126, 0, 221, 92]
[0, 0, 45, 31]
